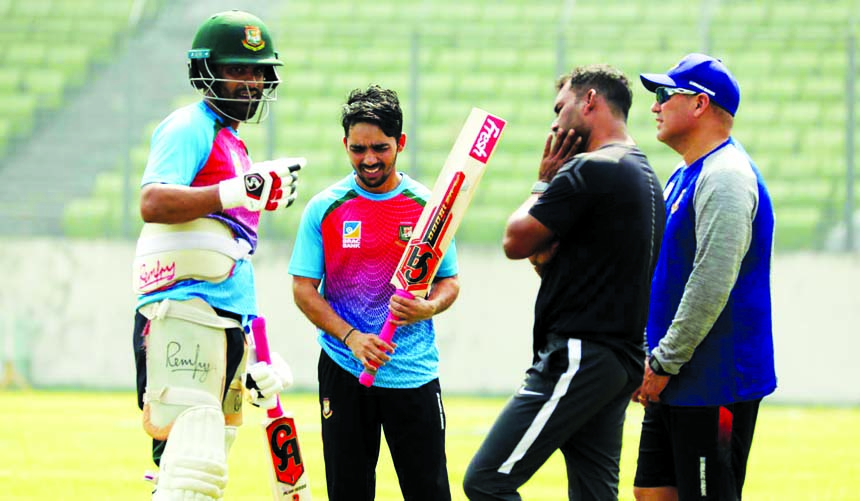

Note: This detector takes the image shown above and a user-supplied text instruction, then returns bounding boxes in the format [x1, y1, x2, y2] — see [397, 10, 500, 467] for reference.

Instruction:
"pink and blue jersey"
[289, 173, 458, 388]
[137, 101, 259, 319]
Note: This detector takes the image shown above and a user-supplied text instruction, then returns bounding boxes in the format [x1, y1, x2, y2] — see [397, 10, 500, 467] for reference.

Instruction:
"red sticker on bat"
[395, 172, 464, 292]
[267, 416, 305, 485]
[469, 115, 506, 163]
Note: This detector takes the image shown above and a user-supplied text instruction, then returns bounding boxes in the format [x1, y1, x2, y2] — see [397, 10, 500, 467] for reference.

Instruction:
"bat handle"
[358, 289, 413, 387]
[250, 317, 285, 418]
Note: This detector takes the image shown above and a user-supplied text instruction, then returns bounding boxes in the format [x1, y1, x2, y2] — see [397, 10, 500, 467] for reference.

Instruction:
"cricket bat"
[358, 107, 507, 387]
[250, 317, 312, 500]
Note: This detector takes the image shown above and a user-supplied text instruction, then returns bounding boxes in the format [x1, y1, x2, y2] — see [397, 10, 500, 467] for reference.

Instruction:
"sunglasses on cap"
[655, 86, 698, 104]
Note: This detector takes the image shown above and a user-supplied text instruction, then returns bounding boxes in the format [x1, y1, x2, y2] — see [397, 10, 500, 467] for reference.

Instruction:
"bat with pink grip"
[251, 317, 283, 419]
[358, 289, 414, 387]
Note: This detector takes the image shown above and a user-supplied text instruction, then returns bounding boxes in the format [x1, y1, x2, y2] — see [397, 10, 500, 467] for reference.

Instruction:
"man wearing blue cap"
[632, 53, 777, 500]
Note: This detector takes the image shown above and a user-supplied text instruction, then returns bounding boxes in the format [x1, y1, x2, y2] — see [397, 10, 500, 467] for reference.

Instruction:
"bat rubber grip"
[250, 317, 284, 418]
[358, 289, 413, 387]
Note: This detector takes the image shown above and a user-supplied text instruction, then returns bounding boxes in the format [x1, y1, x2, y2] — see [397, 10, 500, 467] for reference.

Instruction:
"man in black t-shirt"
[463, 65, 666, 500]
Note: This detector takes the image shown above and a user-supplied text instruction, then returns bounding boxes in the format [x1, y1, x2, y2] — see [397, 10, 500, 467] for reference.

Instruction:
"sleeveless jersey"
[289, 173, 458, 388]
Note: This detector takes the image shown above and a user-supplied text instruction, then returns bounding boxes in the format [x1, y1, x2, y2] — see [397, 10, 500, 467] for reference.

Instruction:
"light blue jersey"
[136, 101, 258, 321]
[290, 174, 458, 388]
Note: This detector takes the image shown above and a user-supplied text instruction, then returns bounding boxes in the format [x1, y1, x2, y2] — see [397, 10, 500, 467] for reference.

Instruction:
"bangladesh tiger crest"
[399, 224, 413, 242]
[242, 25, 265, 51]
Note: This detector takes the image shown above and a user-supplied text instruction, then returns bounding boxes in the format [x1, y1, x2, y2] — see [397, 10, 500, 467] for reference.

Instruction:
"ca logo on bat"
[267, 416, 305, 485]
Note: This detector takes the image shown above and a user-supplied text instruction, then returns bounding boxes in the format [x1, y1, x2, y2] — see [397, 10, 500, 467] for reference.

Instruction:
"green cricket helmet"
[187, 10, 283, 121]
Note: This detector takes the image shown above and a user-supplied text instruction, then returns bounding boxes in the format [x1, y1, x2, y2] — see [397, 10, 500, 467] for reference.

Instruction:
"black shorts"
[317, 349, 450, 501]
[634, 399, 762, 500]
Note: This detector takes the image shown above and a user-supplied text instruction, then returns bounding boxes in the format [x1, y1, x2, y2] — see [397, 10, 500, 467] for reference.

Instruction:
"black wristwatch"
[648, 356, 671, 376]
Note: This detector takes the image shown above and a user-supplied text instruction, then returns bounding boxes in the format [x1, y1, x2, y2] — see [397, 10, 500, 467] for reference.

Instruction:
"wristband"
[342, 327, 356, 345]
[531, 180, 550, 194]
[648, 355, 671, 376]
[218, 177, 245, 210]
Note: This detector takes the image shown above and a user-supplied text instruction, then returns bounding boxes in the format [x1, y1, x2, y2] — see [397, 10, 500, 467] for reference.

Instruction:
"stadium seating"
[0, 0, 157, 161]
[48, 0, 858, 251]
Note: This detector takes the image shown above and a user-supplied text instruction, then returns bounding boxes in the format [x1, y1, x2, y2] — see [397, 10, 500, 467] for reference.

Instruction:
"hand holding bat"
[343, 327, 396, 373]
[387, 291, 438, 326]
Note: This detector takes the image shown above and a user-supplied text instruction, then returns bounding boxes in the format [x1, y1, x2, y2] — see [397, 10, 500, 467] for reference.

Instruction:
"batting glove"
[219, 157, 304, 211]
[245, 351, 294, 409]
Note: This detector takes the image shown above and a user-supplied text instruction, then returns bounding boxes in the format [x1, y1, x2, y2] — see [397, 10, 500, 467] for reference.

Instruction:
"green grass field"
[1, 391, 857, 500]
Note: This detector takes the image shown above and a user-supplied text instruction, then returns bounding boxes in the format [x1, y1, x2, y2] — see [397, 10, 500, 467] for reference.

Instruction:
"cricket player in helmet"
[131, 10, 303, 500]
[188, 9, 283, 123]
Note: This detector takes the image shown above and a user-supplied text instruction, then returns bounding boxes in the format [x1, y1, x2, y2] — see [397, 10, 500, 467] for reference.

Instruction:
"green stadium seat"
[456, 204, 509, 246]
[0, 67, 22, 92]
[311, 47, 354, 71]
[280, 48, 310, 70]
[11, 0, 52, 17]
[21, 69, 66, 110]
[768, 178, 833, 208]
[737, 101, 778, 126]
[287, 70, 329, 96]
[0, 116, 11, 155]
[63, 197, 121, 237]
[768, 3, 810, 22]
[818, 105, 846, 128]
[482, 4, 522, 23]
[454, 73, 499, 99]
[774, 206, 821, 250]
[520, 3, 559, 23]
[750, 78, 800, 102]
[416, 73, 455, 100]
[3, 44, 47, 66]
[474, 49, 520, 72]
[0, 94, 37, 136]
[50, 0, 855, 252]
[302, 96, 341, 126]
[799, 129, 845, 156]
[44, 45, 92, 87]
[778, 101, 822, 127]
[435, 50, 478, 72]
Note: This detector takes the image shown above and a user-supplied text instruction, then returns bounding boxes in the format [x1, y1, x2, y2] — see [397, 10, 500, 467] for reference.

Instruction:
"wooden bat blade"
[262, 411, 311, 500]
[390, 107, 506, 296]
[251, 317, 313, 500]
[359, 108, 506, 387]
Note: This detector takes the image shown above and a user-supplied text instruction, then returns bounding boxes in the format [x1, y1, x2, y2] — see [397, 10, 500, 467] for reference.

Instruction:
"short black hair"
[557, 64, 633, 120]
[341, 84, 403, 139]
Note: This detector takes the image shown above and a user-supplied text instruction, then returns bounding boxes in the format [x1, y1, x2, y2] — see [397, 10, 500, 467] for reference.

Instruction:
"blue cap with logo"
[640, 53, 741, 116]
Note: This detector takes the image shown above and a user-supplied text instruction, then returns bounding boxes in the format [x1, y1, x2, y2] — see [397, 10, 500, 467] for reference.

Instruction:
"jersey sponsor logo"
[343, 221, 361, 248]
[398, 224, 413, 242]
[242, 25, 265, 51]
[469, 115, 505, 163]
